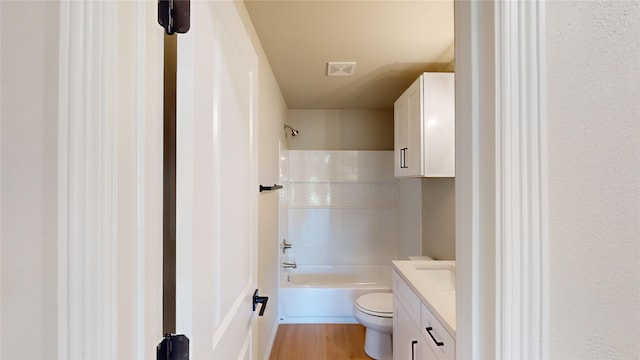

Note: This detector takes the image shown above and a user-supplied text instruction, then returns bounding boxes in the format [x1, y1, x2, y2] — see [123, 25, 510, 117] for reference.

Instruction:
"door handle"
[252, 289, 269, 316]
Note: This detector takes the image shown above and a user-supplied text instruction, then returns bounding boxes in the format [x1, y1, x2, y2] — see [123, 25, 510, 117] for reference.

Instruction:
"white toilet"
[353, 292, 393, 360]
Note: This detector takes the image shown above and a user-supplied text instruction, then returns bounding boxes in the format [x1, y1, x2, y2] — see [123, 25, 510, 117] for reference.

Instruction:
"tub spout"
[282, 261, 297, 269]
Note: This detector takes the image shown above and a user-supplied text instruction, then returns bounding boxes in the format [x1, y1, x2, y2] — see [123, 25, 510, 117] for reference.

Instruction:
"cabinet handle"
[402, 148, 409, 169]
[403, 148, 408, 168]
[400, 147, 408, 168]
[411, 340, 418, 360]
[425, 327, 445, 347]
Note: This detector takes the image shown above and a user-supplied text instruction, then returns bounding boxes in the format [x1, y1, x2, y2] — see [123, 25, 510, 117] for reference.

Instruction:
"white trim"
[0, 2, 3, 354]
[134, 2, 147, 358]
[455, 2, 498, 358]
[495, 1, 548, 358]
[0, 14, 2, 360]
[103, 2, 119, 355]
[58, 1, 163, 357]
[58, 1, 119, 357]
[239, 331, 252, 360]
[57, 1, 70, 358]
[455, 1, 548, 358]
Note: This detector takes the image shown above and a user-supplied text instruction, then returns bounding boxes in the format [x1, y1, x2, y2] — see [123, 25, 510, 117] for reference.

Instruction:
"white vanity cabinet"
[394, 295, 421, 360]
[393, 269, 456, 360]
[393, 72, 455, 178]
[393, 270, 422, 360]
[420, 303, 455, 360]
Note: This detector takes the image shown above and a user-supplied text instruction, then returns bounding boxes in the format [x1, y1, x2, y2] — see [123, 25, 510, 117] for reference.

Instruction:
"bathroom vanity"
[392, 260, 456, 360]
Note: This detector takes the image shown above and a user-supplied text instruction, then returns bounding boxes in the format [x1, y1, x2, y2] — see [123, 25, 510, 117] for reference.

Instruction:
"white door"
[175, 1, 259, 359]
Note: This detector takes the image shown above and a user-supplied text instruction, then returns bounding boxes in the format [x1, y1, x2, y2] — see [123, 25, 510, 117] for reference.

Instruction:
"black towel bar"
[259, 184, 283, 192]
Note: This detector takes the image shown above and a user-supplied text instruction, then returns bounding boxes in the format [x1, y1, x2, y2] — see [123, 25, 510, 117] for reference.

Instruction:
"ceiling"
[243, 0, 455, 110]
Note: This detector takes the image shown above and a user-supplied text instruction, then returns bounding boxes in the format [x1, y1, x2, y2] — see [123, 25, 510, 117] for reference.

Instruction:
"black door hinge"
[158, 0, 190, 35]
[157, 334, 189, 360]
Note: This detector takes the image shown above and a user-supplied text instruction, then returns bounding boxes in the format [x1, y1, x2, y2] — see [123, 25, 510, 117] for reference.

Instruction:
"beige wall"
[397, 178, 423, 260]
[1, 1, 59, 357]
[421, 178, 455, 260]
[286, 109, 393, 150]
[235, 3, 289, 360]
[546, 1, 640, 358]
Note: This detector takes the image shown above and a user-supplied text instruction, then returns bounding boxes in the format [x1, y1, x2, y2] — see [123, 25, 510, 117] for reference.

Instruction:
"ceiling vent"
[327, 62, 357, 76]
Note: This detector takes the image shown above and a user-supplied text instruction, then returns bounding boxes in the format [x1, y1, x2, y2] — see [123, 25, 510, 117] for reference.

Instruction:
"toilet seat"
[355, 293, 393, 318]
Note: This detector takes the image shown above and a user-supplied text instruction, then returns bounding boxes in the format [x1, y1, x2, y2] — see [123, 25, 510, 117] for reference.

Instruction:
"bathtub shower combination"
[280, 265, 392, 323]
[278, 150, 398, 323]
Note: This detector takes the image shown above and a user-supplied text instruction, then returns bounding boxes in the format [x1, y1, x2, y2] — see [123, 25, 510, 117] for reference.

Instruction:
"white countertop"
[392, 260, 456, 337]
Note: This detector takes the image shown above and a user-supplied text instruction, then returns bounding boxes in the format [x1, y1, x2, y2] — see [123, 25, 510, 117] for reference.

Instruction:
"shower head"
[284, 124, 300, 137]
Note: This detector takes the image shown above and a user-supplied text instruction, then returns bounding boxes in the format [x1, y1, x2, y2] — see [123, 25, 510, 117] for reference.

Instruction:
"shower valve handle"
[281, 239, 292, 253]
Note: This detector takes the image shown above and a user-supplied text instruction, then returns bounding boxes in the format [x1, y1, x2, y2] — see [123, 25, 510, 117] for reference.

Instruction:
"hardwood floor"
[269, 324, 373, 360]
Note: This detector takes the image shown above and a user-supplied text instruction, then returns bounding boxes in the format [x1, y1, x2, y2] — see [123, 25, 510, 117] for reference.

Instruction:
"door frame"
[455, 1, 548, 358]
[57, 1, 163, 358]
[56, 0, 549, 358]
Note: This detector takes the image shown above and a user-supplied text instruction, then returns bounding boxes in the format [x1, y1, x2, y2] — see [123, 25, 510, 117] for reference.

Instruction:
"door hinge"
[157, 334, 189, 360]
[158, 0, 190, 35]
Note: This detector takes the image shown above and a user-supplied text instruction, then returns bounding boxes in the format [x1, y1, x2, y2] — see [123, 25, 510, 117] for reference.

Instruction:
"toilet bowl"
[353, 292, 393, 360]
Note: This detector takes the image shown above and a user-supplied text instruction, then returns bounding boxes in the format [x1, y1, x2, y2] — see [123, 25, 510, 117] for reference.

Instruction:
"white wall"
[1, 1, 59, 357]
[546, 1, 640, 358]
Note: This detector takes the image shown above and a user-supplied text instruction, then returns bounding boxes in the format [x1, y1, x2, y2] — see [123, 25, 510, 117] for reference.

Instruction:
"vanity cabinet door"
[420, 336, 438, 360]
[421, 304, 456, 360]
[394, 294, 421, 360]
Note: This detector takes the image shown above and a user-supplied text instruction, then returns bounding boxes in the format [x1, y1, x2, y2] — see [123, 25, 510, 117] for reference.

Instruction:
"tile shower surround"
[286, 151, 399, 266]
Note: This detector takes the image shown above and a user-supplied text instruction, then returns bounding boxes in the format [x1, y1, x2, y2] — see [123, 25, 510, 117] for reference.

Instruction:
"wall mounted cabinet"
[394, 72, 455, 178]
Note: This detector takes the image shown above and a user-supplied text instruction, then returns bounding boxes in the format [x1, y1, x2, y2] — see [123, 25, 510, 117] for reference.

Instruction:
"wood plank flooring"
[269, 324, 373, 360]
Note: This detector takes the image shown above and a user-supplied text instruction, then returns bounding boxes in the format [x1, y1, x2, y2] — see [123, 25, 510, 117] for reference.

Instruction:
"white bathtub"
[279, 265, 392, 324]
